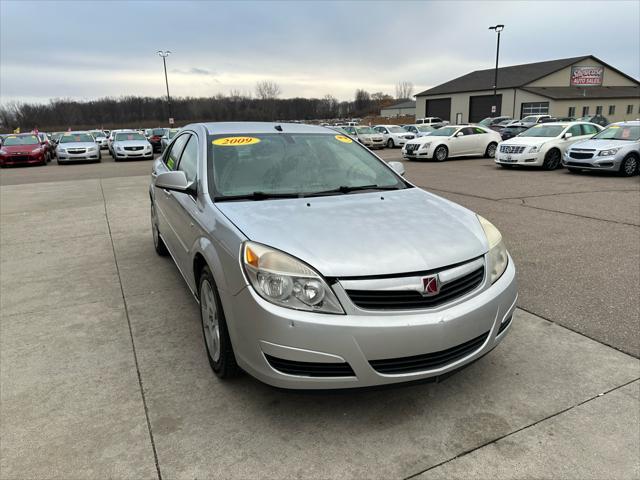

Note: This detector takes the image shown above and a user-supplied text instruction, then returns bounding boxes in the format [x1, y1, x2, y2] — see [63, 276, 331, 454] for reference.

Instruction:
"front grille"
[264, 354, 355, 377]
[345, 265, 484, 310]
[500, 145, 525, 154]
[125, 146, 143, 151]
[68, 148, 86, 154]
[569, 151, 594, 159]
[8, 155, 29, 162]
[369, 331, 489, 374]
[404, 135, 415, 140]
[406, 144, 420, 153]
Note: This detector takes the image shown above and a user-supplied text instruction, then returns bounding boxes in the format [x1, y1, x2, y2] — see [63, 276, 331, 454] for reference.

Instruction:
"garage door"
[425, 98, 451, 121]
[469, 94, 502, 123]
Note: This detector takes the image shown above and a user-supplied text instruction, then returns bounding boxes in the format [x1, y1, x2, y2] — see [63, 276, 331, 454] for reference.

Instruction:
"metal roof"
[416, 55, 639, 97]
[382, 101, 417, 110]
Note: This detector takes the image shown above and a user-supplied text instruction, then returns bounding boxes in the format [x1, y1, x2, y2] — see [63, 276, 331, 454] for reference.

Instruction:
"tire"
[150, 203, 169, 256]
[386, 138, 395, 148]
[619, 154, 639, 177]
[434, 145, 448, 162]
[567, 167, 581, 174]
[542, 149, 561, 170]
[199, 265, 241, 379]
[484, 142, 497, 158]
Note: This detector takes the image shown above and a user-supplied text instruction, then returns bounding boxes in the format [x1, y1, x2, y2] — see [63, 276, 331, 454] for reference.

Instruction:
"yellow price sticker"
[212, 136, 261, 146]
[335, 135, 353, 143]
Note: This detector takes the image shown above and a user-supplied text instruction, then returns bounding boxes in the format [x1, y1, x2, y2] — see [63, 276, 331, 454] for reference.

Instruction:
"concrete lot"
[1, 149, 639, 479]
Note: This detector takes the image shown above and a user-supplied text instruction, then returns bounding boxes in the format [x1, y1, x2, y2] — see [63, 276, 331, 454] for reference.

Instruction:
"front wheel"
[542, 149, 561, 170]
[386, 138, 394, 148]
[199, 266, 241, 379]
[434, 145, 448, 162]
[484, 142, 497, 158]
[619, 154, 639, 177]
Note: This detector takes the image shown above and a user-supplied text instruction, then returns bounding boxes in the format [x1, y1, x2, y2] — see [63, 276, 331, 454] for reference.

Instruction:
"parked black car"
[478, 116, 513, 130]
[576, 115, 609, 127]
[500, 125, 530, 141]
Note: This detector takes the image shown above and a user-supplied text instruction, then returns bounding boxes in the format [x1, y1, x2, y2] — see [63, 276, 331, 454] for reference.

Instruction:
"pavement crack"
[403, 378, 640, 480]
[99, 179, 163, 480]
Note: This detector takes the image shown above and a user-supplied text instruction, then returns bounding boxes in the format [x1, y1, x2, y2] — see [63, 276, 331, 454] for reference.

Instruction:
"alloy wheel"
[623, 157, 638, 176]
[201, 280, 221, 362]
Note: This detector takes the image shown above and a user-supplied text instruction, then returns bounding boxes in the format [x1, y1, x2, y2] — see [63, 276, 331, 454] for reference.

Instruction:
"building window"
[568, 106, 576, 118]
[521, 102, 549, 116]
[627, 105, 633, 114]
[596, 106, 603, 115]
[582, 106, 590, 116]
[608, 105, 615, 115]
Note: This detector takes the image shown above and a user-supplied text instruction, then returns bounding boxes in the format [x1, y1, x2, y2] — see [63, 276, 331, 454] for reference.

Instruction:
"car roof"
[611, 120, 640, 126]
[200, 122, 331, 135]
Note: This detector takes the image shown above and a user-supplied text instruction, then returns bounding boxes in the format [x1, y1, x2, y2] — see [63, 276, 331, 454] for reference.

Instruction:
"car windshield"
[116, 132, 146, 141]
[3, 135, 39, 146]
[59, 133, 95, 143]
[593, 125, 640, 141]
[90, 131, 105, 137]
[520, 125, 566, 137]
[208, 133, 406, 198]
[521, 116, 543, 123]
[478, 118, 493, 126]
[388, 126, 406, 133]
[356, 126, 375, 134]
[429, 126, 458, 137]
[152, 129, 166, 135]
[416, 126, 434, 132]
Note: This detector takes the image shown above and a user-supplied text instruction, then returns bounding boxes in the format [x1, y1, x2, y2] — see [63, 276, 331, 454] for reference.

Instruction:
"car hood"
[216, 188, 488, 277]
[57, 142, 97, 149]
[569, 139, 635, 150]
[1, 144, 40, 153]
[406, 136, 439, 146]
[114, 140, 150, 147]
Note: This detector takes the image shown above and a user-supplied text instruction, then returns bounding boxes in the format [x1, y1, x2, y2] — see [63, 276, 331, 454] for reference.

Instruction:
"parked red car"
[0, 134, 47, 167]
[37, 132, 54, 161]
[146, 128, 168, 152]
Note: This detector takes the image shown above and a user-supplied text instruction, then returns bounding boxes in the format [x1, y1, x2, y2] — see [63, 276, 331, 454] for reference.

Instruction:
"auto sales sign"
[570, 66, 604, 86]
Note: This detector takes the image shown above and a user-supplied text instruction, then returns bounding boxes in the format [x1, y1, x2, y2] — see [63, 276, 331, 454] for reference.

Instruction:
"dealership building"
[415, 55, 640, 123]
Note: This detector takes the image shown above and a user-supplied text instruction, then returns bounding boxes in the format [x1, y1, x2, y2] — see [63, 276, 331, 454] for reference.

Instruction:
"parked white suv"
[373, 125, 416, 148]
[416, 117, 447, 127]
[495, 122, 602, 170]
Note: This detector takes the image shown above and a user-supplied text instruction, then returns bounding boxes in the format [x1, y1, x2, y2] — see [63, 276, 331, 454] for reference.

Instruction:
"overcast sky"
[1, 0, 639, 105]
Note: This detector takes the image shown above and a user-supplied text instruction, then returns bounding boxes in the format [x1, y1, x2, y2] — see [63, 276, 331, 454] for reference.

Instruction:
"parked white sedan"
[402, 125, 502, 161]
[495, 122, 603, 170]
[373, 125, 415, 148]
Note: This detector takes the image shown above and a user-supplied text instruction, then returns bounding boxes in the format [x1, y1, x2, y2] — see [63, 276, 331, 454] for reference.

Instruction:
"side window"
[581, 124, 598, 135]
[474, 127, 486, 134]
[165, 133, 189, 170]
[461, 127, 476, 135]
[567, 125, 582, 137]
[177, 135, 199, 184]
[434, 118, 442, 123]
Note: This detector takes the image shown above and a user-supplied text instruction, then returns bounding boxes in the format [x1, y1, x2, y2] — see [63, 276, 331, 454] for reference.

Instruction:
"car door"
[167, 134, 202, 272]
[152, 132, 190, 256]
[451, 127, 476, 155]
[375, 127, 389, 141]
[471, 127, 491, 155]
[561, 124, 585, 153]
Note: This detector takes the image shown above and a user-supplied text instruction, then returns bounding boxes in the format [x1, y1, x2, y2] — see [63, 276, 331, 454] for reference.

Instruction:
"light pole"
[488, 24, 504, 117]
[157, 50, 172, 124]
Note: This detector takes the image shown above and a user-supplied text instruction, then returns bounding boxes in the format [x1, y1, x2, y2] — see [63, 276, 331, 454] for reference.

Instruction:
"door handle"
[163, 189, 173, 197]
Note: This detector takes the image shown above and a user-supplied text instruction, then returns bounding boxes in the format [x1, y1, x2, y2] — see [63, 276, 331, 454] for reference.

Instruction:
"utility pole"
[157, 50, 173, 124]
[488, 25, 504, 117]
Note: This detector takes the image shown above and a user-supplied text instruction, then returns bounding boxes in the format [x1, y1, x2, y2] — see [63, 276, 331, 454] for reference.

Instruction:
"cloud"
[172, 67, 214, 76]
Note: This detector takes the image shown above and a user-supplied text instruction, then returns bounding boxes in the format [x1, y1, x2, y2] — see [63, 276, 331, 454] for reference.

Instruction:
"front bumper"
[403, 148, 431, 160]
[562, 152, 621, 171]
[114, 150, 154, 160]
[223, 256, 517, 389]
[0, 154, 45, 166]
[58, 150, 100, 161]
[495, 150, 543, 166]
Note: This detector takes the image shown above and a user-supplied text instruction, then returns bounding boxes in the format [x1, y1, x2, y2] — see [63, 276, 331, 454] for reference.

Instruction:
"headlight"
[478, 215, 508, 284]
[529, 144, 543, 153]
[419, 142, 431, 151]
[242, 241, 344, 314]
[0, 149, 7, 155]
[57, 148, 66, 153]
[116, 145, 123, 152]
[598, 148, 620, 156]
[88, 146, 97, 151]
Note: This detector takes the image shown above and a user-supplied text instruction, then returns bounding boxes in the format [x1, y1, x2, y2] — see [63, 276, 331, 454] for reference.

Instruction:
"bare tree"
[255, 80, 282, 100]
[395, 81, 414, 101]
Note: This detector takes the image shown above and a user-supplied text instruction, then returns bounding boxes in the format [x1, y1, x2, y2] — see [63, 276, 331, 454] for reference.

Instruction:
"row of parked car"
[0, 127, 181, 167]
[399, 120, 640, 176]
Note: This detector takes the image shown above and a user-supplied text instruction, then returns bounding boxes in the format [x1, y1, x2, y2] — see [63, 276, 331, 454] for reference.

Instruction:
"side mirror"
[455, 132, 464, 137]
[388, 161, 405, 176]
[155, 171, 191, 193]
[563, 132, 573, 139]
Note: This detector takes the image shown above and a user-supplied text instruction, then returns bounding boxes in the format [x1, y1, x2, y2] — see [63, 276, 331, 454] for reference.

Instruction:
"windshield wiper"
[304, 184, 402, 197]
[214, 191, 301, 202]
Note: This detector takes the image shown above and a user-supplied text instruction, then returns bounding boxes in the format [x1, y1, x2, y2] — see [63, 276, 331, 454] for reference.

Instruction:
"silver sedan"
[149, 122, 517, 389]
[56, 131, 101, 163]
